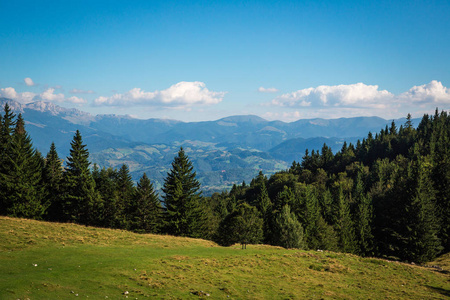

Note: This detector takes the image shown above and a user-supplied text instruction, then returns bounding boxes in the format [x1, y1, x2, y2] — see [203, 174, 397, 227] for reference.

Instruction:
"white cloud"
[270, 81, 450, 119]
[24, 77, 35, 86]
[399, 80, 450, 104]
[1, 87, 18, 99]
[272, 83, 393, 108]
[258, 87, 279, 93]
[67, 96, 87, 104]
[32, 88, 86, 105]
[39, 88, 65, 102]
[0, 87, 36, 103]
[93, 81, 226, 107]
[70, 88, 95, 94]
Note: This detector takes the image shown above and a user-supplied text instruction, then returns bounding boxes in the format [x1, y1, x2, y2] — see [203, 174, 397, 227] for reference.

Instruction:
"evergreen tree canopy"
[0, 114, 45, 218]
[273, 204, 305, 249]
[62, 130, 100, 225]
[43, 142, 64, 221]
[162, 147, 205, 237]
[128, 173, 162, 233]
[217, 203, 263, 248]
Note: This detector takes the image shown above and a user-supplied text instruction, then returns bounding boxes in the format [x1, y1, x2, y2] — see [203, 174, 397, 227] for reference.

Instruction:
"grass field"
[1, 216, 449, 299]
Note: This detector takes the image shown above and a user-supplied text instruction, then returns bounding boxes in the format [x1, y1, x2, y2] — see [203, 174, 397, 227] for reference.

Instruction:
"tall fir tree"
[1, 114, 45, 218]
[303, 186, 321, 249]
[62, 130, 101, 225]
[43, 142, 64, 221]
[0, 103, 15, 166]
[403, 155, 441, 263]
[353, 172, 374, 256]
[162, 147, 205, 237]
[127, 173, 162, 233]
[0, 103, 16, 213]
[319, 188, 335, 225]
[94, 167, 119, 228]
[429, 111, 450, 252]
[115, 164, 135, 229]
[335, 187, 357, 253]
[1, 114, 46, 219]
[273, 204, 305, 249]
[254, 180, 272, 242]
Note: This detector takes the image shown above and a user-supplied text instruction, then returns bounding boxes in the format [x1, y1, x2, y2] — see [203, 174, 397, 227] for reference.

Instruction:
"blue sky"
[1, 0, 449, 121]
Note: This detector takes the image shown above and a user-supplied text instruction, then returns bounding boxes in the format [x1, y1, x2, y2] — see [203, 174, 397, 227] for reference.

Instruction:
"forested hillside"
[210, 110, 450, 263]
[1, 103, 448, 263]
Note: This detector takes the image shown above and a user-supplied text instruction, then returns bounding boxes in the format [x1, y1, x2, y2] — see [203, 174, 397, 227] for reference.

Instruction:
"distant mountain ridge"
[0, 97, 415, 193]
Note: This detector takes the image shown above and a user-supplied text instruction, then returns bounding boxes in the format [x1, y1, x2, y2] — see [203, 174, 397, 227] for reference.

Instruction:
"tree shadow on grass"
[426, 285, 450, 297]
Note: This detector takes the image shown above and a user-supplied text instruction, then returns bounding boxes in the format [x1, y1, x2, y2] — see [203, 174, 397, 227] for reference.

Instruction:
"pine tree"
[128, 173, 162, 233]
[319, 189, 335, 225]
[429, 111, 450, 252]
[1, 114, 45, 218]
[115, 164, 135, 229]
[335, 187, 357, 253]
[43, 142, 64, 221]
[162, 147, 205, 237]
[0, 103, 16, 213]
[403, 155, 441, 263]
[254, 180, 272, 242]
[353, 172, 374, 256]
[94, 167, 119, 228]
[273, 204, 305, 249]
[0, 103, 15, 166]
[303, 186, 321, 249]
[62, 130, 101, 225]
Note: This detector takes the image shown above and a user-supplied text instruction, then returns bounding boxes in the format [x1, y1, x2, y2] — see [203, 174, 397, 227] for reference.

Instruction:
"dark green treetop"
[162, 147, 205, 237]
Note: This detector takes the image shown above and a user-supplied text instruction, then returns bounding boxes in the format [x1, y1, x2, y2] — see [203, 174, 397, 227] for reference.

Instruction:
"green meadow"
[1, 216, 449, 299]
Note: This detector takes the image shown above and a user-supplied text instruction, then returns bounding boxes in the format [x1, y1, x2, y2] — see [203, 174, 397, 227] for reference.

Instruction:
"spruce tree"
[62, 130, 101, 225]
[303, 186, 321, 249]
[43, 142, 64, 221]
[430, 111, 450, 252]
[1, 114, 45, 218]
[0, 103, 16, 213]
[320, 189, 335, 225]
[128, 173, 162, 233]
[353, 173, 374, 256]
[273, 204, 305, 249]
[254, 180, 272, 242]
[115, 164, 135, 229]
[162, 147, 205, 237]
[403, 155, 441, 263]
[335, 187, 357, 253]
[94, 167, 119, 228]
[0, 103, 15, 167]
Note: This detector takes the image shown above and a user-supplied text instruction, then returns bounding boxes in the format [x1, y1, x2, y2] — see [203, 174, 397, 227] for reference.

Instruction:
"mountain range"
[1, 97, 415, 194]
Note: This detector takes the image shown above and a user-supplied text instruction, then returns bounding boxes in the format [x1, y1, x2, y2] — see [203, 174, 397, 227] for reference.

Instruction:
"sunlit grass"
[1, 216, 449, 299]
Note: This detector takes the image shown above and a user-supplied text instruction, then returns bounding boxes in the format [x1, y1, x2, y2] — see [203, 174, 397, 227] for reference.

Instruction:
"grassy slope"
[1, 216, 449, 299]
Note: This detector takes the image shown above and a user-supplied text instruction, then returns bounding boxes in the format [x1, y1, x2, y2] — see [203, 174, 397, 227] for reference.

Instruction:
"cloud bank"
[94, 81, 226, 108]
[0, 87, 87, 105]
[269, 80, 450, 119]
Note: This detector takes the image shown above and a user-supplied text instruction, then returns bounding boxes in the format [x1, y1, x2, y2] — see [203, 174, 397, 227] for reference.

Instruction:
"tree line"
[0, 103, 449, 263]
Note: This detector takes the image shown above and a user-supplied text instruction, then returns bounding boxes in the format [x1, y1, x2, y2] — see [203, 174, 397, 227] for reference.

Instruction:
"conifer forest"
[1, 103, 449, 264]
